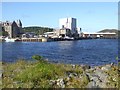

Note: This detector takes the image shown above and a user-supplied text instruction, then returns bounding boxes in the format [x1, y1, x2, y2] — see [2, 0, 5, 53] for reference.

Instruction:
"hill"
[22, 26, 54, 35]
[98, 29, 119, 34]
[98, 29, 120, 38]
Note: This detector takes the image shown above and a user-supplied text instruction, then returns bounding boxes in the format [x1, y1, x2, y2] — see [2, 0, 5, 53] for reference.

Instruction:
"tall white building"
[59, 17, 77, 34]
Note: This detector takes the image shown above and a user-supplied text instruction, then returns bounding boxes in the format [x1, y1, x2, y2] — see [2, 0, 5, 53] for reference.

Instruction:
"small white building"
[43, 32, 55, 38]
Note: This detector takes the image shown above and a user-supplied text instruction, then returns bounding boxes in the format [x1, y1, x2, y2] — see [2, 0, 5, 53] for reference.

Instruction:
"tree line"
[22, 26, 54, 35]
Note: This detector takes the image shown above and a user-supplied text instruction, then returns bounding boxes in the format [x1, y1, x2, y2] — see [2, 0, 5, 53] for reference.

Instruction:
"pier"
[21, 37, 47, 42]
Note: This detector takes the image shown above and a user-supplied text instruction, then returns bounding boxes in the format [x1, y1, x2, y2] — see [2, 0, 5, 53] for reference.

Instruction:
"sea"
[1, 39, 118, 66]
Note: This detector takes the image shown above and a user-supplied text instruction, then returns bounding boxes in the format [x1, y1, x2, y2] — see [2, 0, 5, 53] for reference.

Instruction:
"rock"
[56, 78, 65, 88]
[0, 73, 2, 78]
[90, 75, 101, 82]
[66, 77, 70, 81]
[85, 68, 95, 72]
[50, 80, 56, 85]
[50, 78, 65, 88]
[73, 73, 78, 76]
[101, 65, 111, 71]
[59, 79, 65, 88]
[86, 73, 107, 88]
[113, 76, 118, 82]
[96, 82, 107, 88]
[68, 73, 74, 78]
[81, 64, 91, 70]
[82, 72, 90, 82]
[110, 63, 114, 66]
[13, 81, 22, 84]
[68, 73, 78, 78]
[94, 69, 108, 83]
[86, 73, 92, 78]
[86, 81, 98, 88]
[72, 64, 76, 68]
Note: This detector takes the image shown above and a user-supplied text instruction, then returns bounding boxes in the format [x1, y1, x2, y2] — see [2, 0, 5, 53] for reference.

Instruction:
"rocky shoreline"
[1, 60, 119, 88]
[50, 63, 119, 88]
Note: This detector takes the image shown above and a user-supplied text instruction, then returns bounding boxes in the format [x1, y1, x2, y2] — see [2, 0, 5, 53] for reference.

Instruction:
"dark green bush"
[32, 55, 43, 61]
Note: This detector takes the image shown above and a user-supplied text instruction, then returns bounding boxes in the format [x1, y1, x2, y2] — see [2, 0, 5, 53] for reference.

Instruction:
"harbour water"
[2, 39, 118, 66]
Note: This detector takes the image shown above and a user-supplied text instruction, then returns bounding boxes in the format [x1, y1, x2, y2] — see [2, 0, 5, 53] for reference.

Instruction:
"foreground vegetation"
[2, 56, 119, 88]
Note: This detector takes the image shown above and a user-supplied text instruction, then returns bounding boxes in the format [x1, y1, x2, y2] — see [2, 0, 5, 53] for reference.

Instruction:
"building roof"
[83, 32, 116, 35]
[44, 32, 54, 35]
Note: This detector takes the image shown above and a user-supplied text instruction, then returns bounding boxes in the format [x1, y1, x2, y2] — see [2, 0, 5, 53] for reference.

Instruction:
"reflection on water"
[2, 39, 118, 66]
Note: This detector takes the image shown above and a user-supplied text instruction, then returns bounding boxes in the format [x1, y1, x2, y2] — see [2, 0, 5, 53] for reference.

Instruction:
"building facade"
[59, 17, 77, 35]
[1, 20, 22, 38]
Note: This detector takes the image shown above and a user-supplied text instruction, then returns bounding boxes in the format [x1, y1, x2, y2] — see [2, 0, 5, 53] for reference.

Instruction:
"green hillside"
[22, 26, 54, 35]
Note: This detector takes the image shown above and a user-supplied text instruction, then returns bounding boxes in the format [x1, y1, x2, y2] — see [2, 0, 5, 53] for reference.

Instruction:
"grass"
[105, 65, 119, 88]
[2, 60, 85, 88]
[3, 60, 65, 88]
[2, 59, 119, 88]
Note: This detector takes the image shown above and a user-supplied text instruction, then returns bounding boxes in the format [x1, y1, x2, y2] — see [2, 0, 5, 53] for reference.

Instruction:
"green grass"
[3, 60, 66, 88]
[105, 65, 119, 88]
[2, 59, 119, 88]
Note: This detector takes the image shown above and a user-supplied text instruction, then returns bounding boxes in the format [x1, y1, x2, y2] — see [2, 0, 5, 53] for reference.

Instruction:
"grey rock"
[56, 78, 65, 88]
[96, 82, 107, 88]
[68, 73, 78, 78]
[73, 73, 78, 76]
[81, 64, 91, 70]
[90, 75, 101, 82]
[94, 69, 108, 83]
[86, 81, 98, 88]
[72, 64, 76, 68]
[101, 65, 111, 71]
[0, 73, 2, 78]
[85, 68, 95, 72]
[66, 77, 70, 81]
[68, 73, 74, 78]
[86, 73, 99, 82]
[110, 63, 114, 66]
[113, 76, 118, 82]
[50, 80, 56, 85]
[13, 81, 22, 84]
[83, 73, 90, 82]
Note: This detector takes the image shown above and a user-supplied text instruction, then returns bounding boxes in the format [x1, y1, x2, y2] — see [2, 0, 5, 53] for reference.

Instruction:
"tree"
[1, 27, 9, 36]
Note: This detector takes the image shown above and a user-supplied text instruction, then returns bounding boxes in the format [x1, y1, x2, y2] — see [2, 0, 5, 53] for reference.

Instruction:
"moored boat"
[5, 37, 16, 42]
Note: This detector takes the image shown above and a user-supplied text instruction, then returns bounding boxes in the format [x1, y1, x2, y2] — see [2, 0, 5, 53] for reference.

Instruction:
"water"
[2, 39, 118, 66]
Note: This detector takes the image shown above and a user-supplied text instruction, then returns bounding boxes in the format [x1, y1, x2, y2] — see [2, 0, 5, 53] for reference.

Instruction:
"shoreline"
[1, 59, 118, 67]
[1, 59, 119, 88]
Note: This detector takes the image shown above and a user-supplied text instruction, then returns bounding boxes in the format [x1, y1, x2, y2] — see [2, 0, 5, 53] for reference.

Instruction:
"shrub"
[32, 55, 43, 61]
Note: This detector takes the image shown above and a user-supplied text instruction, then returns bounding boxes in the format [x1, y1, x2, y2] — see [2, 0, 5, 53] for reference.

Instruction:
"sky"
[2, 2, 118, 32]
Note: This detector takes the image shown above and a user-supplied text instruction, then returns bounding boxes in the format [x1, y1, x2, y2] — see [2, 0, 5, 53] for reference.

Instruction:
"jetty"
[21, 37, 48, 42]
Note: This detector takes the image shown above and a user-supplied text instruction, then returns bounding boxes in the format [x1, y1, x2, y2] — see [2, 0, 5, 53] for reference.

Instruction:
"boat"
[64, 36, 74, 40]
[5, 37, 16, 42]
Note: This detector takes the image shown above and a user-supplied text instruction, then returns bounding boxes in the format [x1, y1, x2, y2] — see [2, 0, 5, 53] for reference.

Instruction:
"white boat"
[5, 37, 15, 42]
[64, 36, 74, 40]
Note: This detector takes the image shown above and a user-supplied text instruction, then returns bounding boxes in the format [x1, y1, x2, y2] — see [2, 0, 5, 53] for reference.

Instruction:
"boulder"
[81, 64, 91, 70]
[86, 81, 98, 88]
[94, 69, 108, 83]
[101, 65, 111, 71]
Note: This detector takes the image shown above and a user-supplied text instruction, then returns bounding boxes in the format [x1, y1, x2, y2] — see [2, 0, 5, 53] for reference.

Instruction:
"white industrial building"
[59, 17, 77, 34]
[43, 17, 81, 39]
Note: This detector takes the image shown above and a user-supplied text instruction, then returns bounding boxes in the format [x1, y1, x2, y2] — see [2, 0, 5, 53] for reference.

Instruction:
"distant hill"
[98, 29, 119, 34]
[98, 29, 120, 38]
[22, 26, 53, 35]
